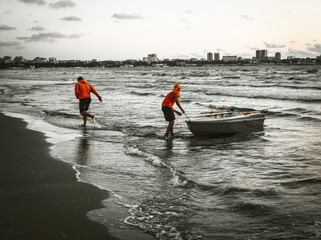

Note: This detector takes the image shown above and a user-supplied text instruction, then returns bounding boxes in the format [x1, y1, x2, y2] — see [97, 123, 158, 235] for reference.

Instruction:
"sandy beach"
[0, 112, 119, 240]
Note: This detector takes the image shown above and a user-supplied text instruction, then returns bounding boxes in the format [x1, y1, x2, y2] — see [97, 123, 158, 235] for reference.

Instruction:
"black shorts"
[162, 106, 175, 122]
[79, 98, 91, 113]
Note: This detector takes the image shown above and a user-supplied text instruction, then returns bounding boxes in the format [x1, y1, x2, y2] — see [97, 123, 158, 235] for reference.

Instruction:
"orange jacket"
[75, 79, 101, 100]
[162, 91, 180, 108]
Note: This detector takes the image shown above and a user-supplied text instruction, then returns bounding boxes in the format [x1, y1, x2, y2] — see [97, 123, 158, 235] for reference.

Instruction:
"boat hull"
[186, 113, 266, 136]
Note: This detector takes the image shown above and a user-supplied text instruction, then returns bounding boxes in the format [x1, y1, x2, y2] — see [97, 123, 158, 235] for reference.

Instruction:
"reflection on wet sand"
[76, 129, 91, 166]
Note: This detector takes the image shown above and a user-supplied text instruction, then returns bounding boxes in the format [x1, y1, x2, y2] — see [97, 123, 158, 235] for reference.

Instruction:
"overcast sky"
[1, 0, 321, 60]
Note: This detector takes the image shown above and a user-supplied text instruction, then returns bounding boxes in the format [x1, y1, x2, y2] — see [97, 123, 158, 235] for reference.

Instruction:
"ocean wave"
[43, 110, 79, 119]
[124, 197, 202, 240]
[173, 70, 210, 78]
[222, 75, 241, 79]
[124, 145, 197, 189]
[203, 90, 321, 102]
[280, 177, 321, 188]
[0, 86, 8, 95]
[124, 146, 165, 167]
[232, 201, 273, 216]
[129, 91, 153, 96]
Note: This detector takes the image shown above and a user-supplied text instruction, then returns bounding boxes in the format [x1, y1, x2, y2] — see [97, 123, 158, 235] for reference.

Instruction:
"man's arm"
[75, 83, 80, 99]
[175, 95, 185, 114]
[90, 85, 102, 102]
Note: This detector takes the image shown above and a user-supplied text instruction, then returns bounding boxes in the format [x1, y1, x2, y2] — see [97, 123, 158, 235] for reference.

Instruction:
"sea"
[0, 65, 320, 240]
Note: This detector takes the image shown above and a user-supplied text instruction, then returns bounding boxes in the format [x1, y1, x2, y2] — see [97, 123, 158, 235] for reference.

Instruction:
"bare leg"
[83, 115, 88, 126]
[164, 120, 175, 138]
[81, 111, 95, 126]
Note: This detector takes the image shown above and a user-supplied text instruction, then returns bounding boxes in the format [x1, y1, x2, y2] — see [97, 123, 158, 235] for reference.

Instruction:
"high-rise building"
[256, 50, 261, 60]
[207, 52, 213, 62]
[260, 50, 267, 61]
[255, 49, 268, 61]
[214, 52, 220, 61]
[275, 52, 281, 61]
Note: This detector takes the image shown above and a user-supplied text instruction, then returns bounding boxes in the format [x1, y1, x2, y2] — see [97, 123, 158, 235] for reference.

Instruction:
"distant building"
[250, 59, 259, 64]
[222, 56, 238, 62]
[49, 57, 57, 63]
[256, 50, 261, 60]
[275, 52, 281, 61]
[143, 54, 158, 64]
[256, 49, 268, 61]
[92, 59, 97, 62]
[34, 57, 48, 63]
[260, 50, 267, 61]
[3, 56, 12, 64]
[214, 52, 220, 61]
[207, 52, 213, 62]
[287, 56, 295, 59]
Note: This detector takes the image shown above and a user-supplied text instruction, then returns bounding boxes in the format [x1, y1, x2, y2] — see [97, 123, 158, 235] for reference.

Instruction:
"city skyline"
[1, 0, 321, 60]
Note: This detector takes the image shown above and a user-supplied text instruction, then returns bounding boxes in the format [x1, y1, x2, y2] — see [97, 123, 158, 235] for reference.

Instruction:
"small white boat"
[186, 109, 268, 137]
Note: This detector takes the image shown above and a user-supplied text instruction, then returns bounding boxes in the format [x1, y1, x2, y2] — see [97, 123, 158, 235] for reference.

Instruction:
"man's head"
[77, 76, 84, 81]
[173, 84, 181, 92]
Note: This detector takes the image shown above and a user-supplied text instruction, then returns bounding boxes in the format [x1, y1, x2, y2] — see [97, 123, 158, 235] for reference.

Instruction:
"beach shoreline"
[0, 112, 119, 240]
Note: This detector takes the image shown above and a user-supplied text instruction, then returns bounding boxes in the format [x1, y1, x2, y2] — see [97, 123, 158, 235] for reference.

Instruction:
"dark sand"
[0, 113, 119, 240]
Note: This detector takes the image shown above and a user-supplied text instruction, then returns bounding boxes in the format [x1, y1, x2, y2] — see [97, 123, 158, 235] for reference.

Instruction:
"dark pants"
[162, 106, 175, 122]
[79, 98, 91, 113]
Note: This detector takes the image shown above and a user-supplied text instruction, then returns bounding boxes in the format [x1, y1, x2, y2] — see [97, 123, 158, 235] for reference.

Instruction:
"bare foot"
[92, 116, 95, 123]
[163, 135, 170, 140]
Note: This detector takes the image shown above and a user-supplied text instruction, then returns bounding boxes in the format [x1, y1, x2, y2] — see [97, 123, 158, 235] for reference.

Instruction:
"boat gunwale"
[186, 113, 266, 124]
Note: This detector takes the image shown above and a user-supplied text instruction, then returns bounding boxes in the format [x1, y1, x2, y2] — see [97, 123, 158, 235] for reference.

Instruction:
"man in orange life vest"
[161, 84, 185, 138]
[75, 76, 102, 126]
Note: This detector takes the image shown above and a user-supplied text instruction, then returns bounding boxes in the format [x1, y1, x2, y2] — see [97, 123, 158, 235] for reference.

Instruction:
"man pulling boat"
[161, 84, 185, 138]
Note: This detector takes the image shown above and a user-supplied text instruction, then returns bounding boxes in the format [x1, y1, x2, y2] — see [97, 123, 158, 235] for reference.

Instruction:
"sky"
[1, 0, 321, 61]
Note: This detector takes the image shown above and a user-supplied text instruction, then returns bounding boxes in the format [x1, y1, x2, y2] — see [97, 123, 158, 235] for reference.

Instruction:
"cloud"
[111, 13, 143, 20]
[0, 41, 21, 48]
[171, 54, 190, 59]
[4, 11, 12, 14]
[306, 43, 321, 54]
[61, 16, 81, 21]
[264, 42, 286, 48]
[18, 0, 46, 6]
[240, 15, 253, 20]
[17, 32, 82, 42]
[30, 26, 45, 31]
[49, 0, 76, 9]
[286, 48, 314, 57]
[191, 53, 204, 58]
[0, 24, 16, 30]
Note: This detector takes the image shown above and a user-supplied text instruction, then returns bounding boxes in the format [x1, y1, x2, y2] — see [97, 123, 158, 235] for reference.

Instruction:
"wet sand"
[0, 112, 119, 240]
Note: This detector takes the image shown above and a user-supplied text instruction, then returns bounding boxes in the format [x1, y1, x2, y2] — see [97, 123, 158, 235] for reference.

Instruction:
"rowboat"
[185, 109, 268, 137]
